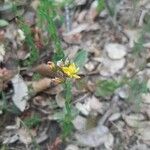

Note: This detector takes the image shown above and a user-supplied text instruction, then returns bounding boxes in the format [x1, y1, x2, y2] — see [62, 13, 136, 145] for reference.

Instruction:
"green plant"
[37, 0, 74, 139]
[95, 79, 121, 97]
[130, 0, 140, 27]
[0, 92, 21, 115]
[32, 73, 42, 81]
[23, 114, 41, 129]
[36, 0, 89, 139]
[19, 20, 39, 66]
[19, 118, 40, 150]
[0, 92, 8, 113]
[0, 145, 9, 150]
[97, 0, 105, 13]
[74, 50, 88, 69]
[128, 79, 148, 107]
[61, 79, 73, 138]
[38, 0, 65, 62]
[105, 0, 119, 17]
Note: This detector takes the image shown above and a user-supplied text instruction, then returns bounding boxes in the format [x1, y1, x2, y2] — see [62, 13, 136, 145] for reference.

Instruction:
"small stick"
[65, 4, 72, 32]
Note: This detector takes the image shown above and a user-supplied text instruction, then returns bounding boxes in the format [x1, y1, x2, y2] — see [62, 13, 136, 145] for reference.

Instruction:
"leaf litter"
[1, 0, 150, 149]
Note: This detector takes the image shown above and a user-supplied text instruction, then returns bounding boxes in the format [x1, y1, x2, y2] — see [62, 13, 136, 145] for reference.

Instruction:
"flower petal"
[61, 63, 80, 79]
[73, 74, 80, 79]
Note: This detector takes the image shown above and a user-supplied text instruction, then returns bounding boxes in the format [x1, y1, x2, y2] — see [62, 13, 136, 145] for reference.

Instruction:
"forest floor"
[0, 0, 150, 150]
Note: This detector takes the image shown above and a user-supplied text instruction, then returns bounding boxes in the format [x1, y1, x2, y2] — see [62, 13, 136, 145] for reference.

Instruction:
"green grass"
[95, 80, 121, 97]
[23, 114, 41, 129]
[61, 79, 73, 138]
[19, 21, 39, 66]
[38, 0, 65, 62]
[32, 73, 42, 81]
[97, 0, 105, 13]
[0, 92, 8, 113]
[128, 78, 148, 109]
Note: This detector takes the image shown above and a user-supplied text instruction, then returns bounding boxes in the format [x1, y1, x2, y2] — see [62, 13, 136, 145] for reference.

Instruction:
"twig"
[138, 10, 147, 27]
[98, 95, 119, 125]
[73, 93, 90, 104]
[65, 4, 72, 32]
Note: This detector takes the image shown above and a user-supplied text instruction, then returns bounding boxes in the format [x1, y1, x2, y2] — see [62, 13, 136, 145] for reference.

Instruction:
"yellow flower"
[62, 63, 80, 79]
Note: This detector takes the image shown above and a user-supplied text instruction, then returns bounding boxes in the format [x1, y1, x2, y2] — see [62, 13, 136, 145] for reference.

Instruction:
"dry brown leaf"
[31, 0, 40, 10]
[18, 127, 36, 145]
[0, 67, 16, 91]
[45, 84, 63, 95]
[75, 125, 110, 147]
[33, 63, 58, 78]
[87, 0, 98, 21]
[0, 30, 5, 42]
[17, 50, 28, 60]
[30, 78, 62, 93]
[63, 33, 82, 44]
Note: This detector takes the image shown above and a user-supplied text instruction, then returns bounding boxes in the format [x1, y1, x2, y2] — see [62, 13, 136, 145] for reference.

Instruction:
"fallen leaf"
[130, 144, 149, 150]
[24, 11, 36, 26]
[72, 115, 87, 131]
[0, 44, 5, 61]
[63, 33, 82, 44]
[63, 24, 88, 35]
[0, 30, 5, 42]
[123, 113, 146, 128]
[75, 0, 87, 6]
[116, 85, 129, 99]
[75, 125, 109, 147]
[0, 67, 15, 83]
[104, 133, 114, 150]
[108, 112, 121, 122]
[11, 74, 28, 112]
[85, 61, 95, 72]
[33, 63, 62, 78]
[17, 50, 28, 60]
[17, 29, 25, 41]
[30, 77, 62, 93]
[124, 28, 140, 48]
[100, 57, 126, 77]
[87, 0, 98, 21]
[146, 78, 150, 89]
[75, 102, 90, 116]
[142, 93, 150, 104]
[105, 43, 127, 60]
[45, 84, 63, 95]
[3, 134, 19, 144]
[31, 0, 40, 10]
[18, 128, 36, 145]
[138, 127, 150, 144]
[48, 137, 62, 150]
[76, 99, 109, 116]
[0, 19, 9, 27]
[55, 92, 65, 108]
[65, 145, 79, 150]
[88, 96, 102, 113]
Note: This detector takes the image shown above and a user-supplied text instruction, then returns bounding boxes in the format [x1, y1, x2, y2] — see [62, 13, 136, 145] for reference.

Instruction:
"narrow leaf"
[95, 80, 120, 97]
[0, 19, 9, 27]
[74, 50, 88, 69]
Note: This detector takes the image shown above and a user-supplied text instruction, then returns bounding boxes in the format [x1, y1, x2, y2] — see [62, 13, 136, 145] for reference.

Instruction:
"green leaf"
[0, 19, 9, 27]
[128, 79, 148, 101]
[97, 0, 105, 12]
[74, 50, 88, 69]
[23, 114, 41, 128]
[95, 80, 120, 97]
